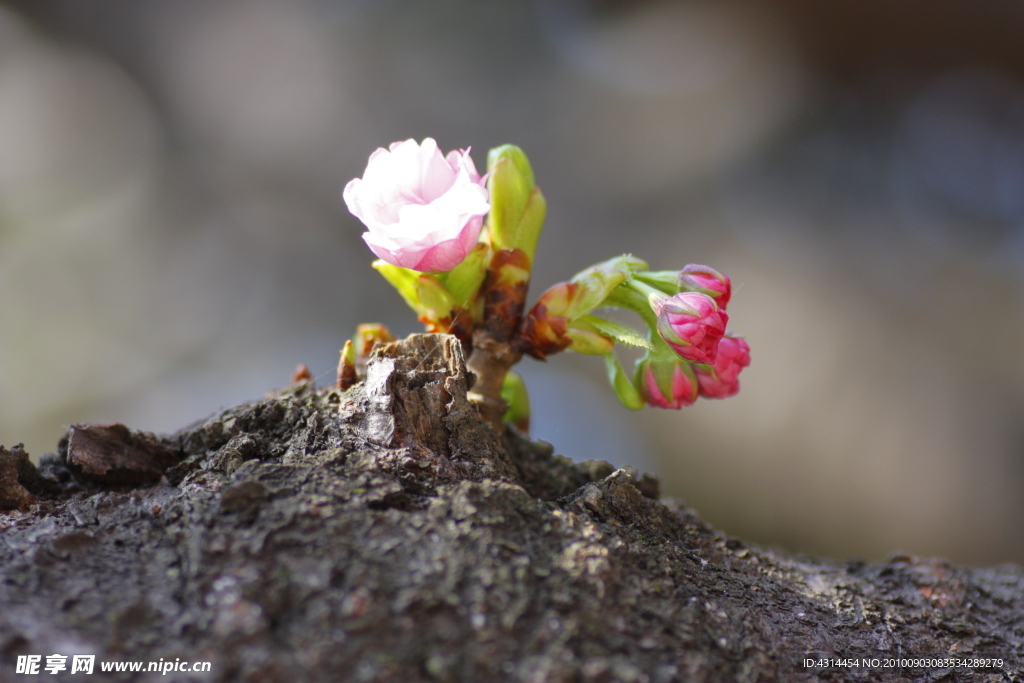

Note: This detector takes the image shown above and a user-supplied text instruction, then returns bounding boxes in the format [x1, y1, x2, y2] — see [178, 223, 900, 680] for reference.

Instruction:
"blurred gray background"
[2, 0, 1024, 565]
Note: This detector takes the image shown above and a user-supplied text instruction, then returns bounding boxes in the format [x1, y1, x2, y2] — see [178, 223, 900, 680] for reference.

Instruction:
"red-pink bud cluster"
[652, 291, 728, 364]
[694, 335, 750, 399]
[635, 265, 749, 409]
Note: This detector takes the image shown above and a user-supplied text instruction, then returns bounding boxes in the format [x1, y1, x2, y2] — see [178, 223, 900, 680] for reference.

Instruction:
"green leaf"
[563, 319, 615, 355]
[577, 315, 653, 350]
[604, 353, 644, 410]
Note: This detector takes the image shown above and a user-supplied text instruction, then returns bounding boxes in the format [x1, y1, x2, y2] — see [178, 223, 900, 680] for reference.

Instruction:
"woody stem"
[466, 336, 519, 429]
[465, 248, 530, 430]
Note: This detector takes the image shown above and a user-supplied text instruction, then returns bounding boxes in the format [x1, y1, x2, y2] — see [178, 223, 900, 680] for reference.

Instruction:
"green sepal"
[438, 241, 490, 309]
[576, 315, 652, 350]
[501, 370, 531, 432]
[372, 260, 457, 323]
[486, 145, 547, 262]
[604, 353, 644, 410]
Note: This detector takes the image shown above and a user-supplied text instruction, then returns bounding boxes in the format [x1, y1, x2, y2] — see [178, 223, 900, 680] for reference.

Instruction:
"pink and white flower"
[343, 138, 490, 273]
[652, 291, 728, 364]
[695, 335, 750, 398]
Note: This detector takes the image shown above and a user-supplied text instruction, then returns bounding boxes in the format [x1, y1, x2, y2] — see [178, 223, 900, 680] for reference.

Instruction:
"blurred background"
[2, 0, 1024, 565]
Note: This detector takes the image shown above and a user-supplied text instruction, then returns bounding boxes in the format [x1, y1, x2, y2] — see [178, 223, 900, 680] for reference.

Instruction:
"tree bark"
[0, 334, 1021, 682]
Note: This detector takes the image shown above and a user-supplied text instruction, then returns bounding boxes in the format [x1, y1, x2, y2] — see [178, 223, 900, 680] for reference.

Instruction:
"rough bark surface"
[1, 334, 1022, 683]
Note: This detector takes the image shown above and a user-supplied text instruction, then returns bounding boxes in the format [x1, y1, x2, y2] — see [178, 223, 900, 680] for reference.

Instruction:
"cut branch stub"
[357, 333, 517, 483]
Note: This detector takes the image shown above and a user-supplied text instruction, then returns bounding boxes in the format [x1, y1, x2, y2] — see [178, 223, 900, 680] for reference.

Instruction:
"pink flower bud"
[695, 335, 751, 399]
[637, 359, 698, 409]
[343, 138, 490, 273]
[652, 291, 728, 364]
[678, 264, 731, 309]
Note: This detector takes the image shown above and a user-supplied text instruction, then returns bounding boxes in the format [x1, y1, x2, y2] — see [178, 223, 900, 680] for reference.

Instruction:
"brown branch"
[1, 334, 1022, 682]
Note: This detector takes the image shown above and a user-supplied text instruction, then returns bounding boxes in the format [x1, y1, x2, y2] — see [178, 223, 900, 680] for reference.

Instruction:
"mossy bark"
[1, 334, 1022, 682]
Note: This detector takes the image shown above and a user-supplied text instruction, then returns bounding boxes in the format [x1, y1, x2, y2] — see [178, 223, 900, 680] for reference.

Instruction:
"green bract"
[372, 261, 458, 325]
[562, 255, 648, 319]
[500, 370, 531, 432]
[439, 241, 490, 309]
[485, 145, 547, 262]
